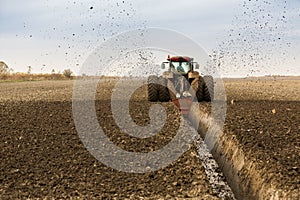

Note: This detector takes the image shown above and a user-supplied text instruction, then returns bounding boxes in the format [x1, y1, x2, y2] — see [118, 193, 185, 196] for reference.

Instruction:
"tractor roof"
[167, 56, 193, 62]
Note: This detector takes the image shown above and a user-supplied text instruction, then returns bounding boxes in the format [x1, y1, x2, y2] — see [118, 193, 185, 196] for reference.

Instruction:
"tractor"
[147, 55, 214, 115]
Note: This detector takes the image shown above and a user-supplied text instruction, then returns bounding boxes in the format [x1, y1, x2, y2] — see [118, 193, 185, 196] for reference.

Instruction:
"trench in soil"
[188, 102, 299, 200]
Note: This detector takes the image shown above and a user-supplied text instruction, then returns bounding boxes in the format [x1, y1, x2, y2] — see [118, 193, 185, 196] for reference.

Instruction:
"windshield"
[171, 62, 191, 74]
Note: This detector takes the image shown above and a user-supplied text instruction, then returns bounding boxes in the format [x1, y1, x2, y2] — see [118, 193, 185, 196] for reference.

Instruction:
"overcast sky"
[0, 0, 299, 77]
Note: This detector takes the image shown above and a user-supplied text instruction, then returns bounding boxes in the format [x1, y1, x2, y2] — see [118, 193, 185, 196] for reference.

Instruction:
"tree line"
[0, 61, 73, 79]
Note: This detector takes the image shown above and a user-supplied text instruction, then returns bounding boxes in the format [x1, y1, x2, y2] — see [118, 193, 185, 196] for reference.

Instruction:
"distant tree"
[0, 61, 9, 74]
[51, 69, 55, 74]
[63, 69, 73, 78]
[8, 68, 14, 74]
[27, 66, 32, 74]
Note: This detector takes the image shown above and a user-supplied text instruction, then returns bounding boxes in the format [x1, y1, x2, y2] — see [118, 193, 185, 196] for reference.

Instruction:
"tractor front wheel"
[158, 77, 170, 102]
[191, 76, 212, 102]
[203, 75, 214, 101]
[191, 78, 203, 102]
[147, 75, 159, 102]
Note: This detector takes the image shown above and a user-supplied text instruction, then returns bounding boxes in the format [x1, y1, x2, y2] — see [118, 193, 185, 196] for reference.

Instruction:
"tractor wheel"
[147, 75, 159, 102]
[203, 75, 214, 101]
[191, 77, 204, 102]
[158, 76, 170, 102]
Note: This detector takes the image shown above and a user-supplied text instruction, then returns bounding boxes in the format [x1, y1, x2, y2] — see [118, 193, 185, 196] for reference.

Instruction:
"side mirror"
[194, 62, 200, 69]
[161, 62, 168, 69]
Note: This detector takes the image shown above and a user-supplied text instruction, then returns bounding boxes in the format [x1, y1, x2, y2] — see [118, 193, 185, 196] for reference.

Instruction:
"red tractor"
[147, 55, 213, 115]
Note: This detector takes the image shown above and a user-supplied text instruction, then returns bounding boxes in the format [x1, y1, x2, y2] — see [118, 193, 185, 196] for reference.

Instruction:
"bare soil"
[0, 77, 299, 199]
[0, 80, 217, 199]
[223, 77, 300, 193]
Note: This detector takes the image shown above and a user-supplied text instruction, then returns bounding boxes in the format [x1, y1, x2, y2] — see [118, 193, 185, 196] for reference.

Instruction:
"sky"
[0, 0, 299, 77]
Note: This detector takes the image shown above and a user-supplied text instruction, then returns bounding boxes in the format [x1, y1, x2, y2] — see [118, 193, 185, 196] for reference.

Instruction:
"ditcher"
[147, 55, 213, 115]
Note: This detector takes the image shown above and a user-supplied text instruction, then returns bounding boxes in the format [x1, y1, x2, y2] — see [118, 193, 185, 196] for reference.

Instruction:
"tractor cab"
[161, 55, 199, 75]
[148, 55, 213, 115]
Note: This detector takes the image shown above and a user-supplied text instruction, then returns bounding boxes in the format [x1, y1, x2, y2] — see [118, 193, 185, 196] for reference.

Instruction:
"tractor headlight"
[176, 93, 181, 98]
[183, 91, 192, 97]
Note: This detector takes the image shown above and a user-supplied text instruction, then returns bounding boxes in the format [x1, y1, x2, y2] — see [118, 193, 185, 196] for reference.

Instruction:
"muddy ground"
[223, 77, 299, 194]
[0, 80, 217, 199]
[0, 77, 299, 199]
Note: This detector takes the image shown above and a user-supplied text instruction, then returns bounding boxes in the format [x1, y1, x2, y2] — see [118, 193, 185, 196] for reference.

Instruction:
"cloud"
[0, 0, 299, 76]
